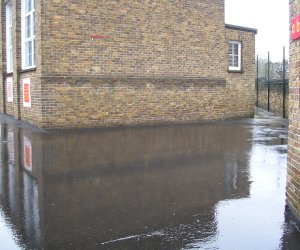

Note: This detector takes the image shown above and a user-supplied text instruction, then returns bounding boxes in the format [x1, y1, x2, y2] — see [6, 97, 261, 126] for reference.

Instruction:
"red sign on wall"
[23, 78, 31, 107]
[291, 15, 300, 40]
[24, 84, 30, 102]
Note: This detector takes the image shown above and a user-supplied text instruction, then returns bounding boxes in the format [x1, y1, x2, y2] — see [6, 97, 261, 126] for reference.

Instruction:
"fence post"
[282, 46, 286, 118]
[256, 55, 259, 107]
[267, 52, 270, 112]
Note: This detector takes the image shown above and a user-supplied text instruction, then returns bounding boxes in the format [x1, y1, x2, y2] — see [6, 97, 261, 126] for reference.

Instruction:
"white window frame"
[21, 0, 35, 70]
[6, 1, 13, 73]
[229, 41, 241, 71]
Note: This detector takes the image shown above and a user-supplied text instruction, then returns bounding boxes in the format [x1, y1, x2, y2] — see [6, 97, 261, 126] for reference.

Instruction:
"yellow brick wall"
[0, 0, 43, 126]
[287, 0, 300, 220]
[0, 1, 256, 129]
[40, 0, 226, 78]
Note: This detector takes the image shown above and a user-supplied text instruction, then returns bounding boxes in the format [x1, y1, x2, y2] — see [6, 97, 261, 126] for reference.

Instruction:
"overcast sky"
[225, 0, 289, 62]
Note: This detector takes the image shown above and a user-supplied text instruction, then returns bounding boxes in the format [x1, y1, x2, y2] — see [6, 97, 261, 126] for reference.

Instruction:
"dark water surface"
[0, 114, 299, 250]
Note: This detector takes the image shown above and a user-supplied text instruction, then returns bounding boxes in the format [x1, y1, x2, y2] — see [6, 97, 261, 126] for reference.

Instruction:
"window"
[6, 1, 13, 73]
[228, 41, 241, 71]
[22, 0, 35, 69]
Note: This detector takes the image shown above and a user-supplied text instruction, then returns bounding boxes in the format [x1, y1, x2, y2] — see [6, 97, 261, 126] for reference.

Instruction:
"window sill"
[5, 72, 13, 77]
[228, 69, 243, 73]
[19, 67, 36, 74]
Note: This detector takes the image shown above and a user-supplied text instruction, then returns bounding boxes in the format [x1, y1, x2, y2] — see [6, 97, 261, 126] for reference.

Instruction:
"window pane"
[228, 55, 233, 67]
[29, 41, 32, 66]
[7, 5, 12, 25]
[33, 39, 35, 65]
[9, 27, 12, 46]
[9, 48, 13, 71]
[25, 41, 33, 67]
[234, 56, 239, 67]
[33, 13, 35, 33]
[233, 44, 238, 55]
[229, 44, 233, 54]
[25, 15, 31, 38]
[25, 0, 32, 13]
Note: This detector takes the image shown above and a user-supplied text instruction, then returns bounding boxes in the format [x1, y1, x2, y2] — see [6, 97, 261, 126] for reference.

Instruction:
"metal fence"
[255, 48, 289, 118]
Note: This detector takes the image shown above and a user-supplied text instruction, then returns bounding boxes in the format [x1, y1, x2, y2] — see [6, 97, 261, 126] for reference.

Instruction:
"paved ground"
[0, 111, 299, 249]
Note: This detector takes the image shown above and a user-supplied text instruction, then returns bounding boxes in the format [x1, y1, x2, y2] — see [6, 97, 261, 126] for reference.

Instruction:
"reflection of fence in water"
[256, 78, 289, 118]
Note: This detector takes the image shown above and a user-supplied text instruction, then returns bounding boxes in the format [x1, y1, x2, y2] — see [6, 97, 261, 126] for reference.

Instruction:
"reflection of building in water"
[0, 129, 2, 198]
[225, 159, 239, 193]
[0, 123, 41, 249]
[7, 131, 14, 164]
[280, 205, 300, 249]
[8, 164, 16, 216]
[0, 126, 2, 198]
[0, 164, 2, 199]
[0, 121, 252, 249]
[23, 171, 40, 247]
[7, 129, 17, 216]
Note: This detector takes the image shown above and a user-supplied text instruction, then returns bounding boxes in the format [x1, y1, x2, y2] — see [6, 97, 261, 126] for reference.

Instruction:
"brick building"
[287, 0, 300, 220]
[0, 0, 256, 129]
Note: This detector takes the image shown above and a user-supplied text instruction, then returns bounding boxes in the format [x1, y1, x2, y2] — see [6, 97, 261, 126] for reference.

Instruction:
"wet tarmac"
[0, 113, 299, 250]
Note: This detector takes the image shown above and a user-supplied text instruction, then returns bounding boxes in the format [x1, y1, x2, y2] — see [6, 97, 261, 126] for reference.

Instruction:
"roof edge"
[225, 24, 257, 34]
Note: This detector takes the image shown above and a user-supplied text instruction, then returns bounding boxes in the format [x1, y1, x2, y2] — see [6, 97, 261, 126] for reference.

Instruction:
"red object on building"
[24, 83, 30, 103]
[90, 34, 107, 39]
[291, 15, 300, 40]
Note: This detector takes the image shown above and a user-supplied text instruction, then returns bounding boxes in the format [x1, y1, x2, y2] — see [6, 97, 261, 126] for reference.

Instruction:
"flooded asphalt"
[0, 112, 299, 250]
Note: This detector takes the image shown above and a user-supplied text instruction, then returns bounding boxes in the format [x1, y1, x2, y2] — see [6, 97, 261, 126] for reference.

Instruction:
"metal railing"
[255, 47, 288, 118]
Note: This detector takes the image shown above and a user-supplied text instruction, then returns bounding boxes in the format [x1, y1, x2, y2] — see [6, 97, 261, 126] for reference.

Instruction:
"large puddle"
[0, 115, 299, 249]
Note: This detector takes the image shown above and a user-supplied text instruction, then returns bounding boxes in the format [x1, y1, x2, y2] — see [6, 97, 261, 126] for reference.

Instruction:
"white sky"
[225, 0, 289, 62]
